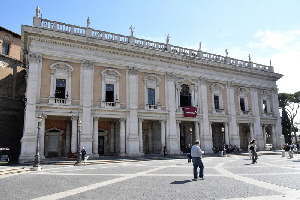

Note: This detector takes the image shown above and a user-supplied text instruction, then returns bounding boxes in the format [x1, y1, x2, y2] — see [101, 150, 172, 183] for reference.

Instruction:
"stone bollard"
[282, 151, 285, 157]
[220, 151, 224, 157]
[289, 150, 293, 158]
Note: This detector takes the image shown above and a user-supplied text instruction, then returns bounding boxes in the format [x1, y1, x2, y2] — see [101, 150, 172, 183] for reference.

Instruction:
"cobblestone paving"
[0, 154, 299, 200]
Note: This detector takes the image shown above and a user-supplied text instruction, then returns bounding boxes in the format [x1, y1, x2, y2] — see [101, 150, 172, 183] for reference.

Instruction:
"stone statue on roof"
[248, 54, 251, 62]
[36, 6, 40, 17]
[87, 17, 91, 28]
[225, 49, 228, 57]
[199, 42, 202, 51]
[166, 34, 170, 44]
[129, 25, 135, 37]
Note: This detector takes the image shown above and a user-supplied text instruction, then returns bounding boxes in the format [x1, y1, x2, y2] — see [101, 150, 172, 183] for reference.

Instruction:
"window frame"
[143, 74, 161, 110]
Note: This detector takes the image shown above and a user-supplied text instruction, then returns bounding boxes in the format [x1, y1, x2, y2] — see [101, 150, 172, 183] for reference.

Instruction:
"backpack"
[249, 146, 254, 151]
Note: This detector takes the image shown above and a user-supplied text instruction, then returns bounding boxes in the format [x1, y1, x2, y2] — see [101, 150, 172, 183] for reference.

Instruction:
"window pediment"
[211, 83, 224, 92]
[50, 62, 74, 74]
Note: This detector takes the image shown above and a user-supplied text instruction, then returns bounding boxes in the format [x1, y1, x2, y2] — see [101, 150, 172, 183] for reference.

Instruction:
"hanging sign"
[183, 106, 197, 117]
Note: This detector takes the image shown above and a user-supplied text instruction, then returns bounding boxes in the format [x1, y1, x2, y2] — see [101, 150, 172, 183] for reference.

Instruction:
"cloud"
[248, 29, 300, 50]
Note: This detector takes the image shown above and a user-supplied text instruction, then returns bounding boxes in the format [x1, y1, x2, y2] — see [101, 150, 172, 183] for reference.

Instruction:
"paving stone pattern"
[0, 154, 299, 200]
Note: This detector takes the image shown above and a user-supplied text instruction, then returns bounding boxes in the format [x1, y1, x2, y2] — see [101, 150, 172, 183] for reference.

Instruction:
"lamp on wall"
[75, 120, 82, 166]
[33, 115, 42, 171]
[190, 127, 193, 145]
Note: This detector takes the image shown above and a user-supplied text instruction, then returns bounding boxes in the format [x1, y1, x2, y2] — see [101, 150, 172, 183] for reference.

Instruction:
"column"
[160, 120, 166, 153]
[194, 121, 200, 141]
[80, 60, 94, 154]
[271, 124, 276, 147]
[39, 114, 46, 159]
[126, 67, 140, 154]
[250, 86, 262, 142]
[139, 118, 144, 154]
[272, 88, 283, 148]
[93, 117, 99, 154]
[110, 121, 115, 153]
[119, 118, 126, 155]
[148, 123, 153, 153]
[165, 73, 180, 154]
[250, 124, 254, 141]
[224, 123, 229, 145]
[227, 82, 238, 144]
[19, 52, 42, 161]
[176, 120, 181, 152]
[71, 116, 78, 153]
[199, 77, 211, 152]
[65, 119, 71, 157]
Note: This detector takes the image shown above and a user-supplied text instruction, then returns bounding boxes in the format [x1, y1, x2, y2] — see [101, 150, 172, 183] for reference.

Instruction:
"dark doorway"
[98, 136, 104, 154]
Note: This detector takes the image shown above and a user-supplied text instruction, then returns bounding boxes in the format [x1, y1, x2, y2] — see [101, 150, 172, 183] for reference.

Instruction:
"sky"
[1, 0, 300, 95]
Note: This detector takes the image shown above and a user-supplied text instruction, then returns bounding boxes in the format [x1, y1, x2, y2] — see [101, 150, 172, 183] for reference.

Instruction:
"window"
[237, 87, 249, 115]
[49, 62, 74, 105]
[55, 79, 66, 99]
[2, 36, 10, 55]
[214, 95, 220, 109]
[143, 74, 161, 110]
[101, 69, 121, 108]
[261, 90, 271, 115]
[105, 84, 114, 102]
[240, 98, 245, 111]
[211, 83, 224, 114]
[148, 88, 155, 105]
[263, 100, 267, 113]
[180, 84, 191, 107]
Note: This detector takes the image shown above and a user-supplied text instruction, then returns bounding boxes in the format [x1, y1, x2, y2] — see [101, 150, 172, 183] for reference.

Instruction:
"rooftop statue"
[36, 6, 40, 17]
[166, 34, 170, 44]
[225, 49, 228, 57]
[87, 17, 91, 28]
[129, 25, 135, 37]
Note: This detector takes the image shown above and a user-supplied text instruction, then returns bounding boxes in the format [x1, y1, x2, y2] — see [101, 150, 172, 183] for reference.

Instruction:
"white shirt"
[191, 144, 203, 158]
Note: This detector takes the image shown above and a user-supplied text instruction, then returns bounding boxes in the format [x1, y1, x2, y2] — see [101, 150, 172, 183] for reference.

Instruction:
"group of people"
[212, 144, 240, 153]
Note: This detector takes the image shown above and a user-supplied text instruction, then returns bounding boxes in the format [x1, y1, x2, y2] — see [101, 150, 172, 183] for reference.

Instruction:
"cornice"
[25, 29, 282, 81]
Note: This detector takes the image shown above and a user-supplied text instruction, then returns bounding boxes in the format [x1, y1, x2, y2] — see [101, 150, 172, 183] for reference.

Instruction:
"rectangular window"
[55, 79, 66, 99]
[106, 84, 114, 102]
[214, 95, 220, 109]
[2, 43, 10, 55]
[240, 98, 245, 111]
[148, 88, 155, 105]
[263, 100, 267, 113]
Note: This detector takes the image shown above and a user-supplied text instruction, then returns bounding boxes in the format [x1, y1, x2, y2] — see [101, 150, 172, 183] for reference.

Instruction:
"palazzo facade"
[19, 8, 283, 162]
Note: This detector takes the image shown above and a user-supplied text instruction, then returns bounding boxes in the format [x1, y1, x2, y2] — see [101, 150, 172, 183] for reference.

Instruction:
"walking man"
[191, 140, 204, 181]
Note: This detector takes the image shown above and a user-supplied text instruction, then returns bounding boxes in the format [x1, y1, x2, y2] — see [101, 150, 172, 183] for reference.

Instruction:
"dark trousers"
[192, 157, 204, 179]
[252, 150, 257, 163]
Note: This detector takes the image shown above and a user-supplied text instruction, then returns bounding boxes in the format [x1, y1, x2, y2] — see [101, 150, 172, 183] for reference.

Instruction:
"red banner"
[183, 106, 197, 117]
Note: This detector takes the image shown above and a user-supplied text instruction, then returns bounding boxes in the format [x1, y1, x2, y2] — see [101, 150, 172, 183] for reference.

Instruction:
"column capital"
[176, 120, 181, 124]
[128, 66, 138, 75]
[160, 120, 165, 124]
[119, 118, 126, 122]
[93, 117, 99, 121]
[28, 52, 42, 64]
[166, 72, 175, 81]
[199, 77, 207, 84]
[82, 59, 94, 70]
[71, 116, 79, 121]
[139, 118, 144, 123]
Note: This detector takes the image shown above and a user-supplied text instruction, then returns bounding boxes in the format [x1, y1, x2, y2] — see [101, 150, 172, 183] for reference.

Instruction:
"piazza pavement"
[0, 151, 299, 200]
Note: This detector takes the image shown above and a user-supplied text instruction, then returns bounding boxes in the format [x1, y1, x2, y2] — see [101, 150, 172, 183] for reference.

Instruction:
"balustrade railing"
[34, 17, 274, 73]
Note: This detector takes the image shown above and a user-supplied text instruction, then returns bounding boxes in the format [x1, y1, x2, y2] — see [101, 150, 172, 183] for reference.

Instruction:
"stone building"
[19, 8, 283, 162]
[0, 26, 26, 161]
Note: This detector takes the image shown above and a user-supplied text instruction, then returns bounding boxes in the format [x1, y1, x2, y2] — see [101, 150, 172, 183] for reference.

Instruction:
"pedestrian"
[81, 147, 86, 161]
[248, 142, 252, 159]
[250, 140, 257, 164]
[186, 145, 192, 163]
[191, 140, 204, 181]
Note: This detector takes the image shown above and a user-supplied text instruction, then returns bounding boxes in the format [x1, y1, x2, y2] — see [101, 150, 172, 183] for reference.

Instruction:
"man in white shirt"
[191, 140, 204, 181]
